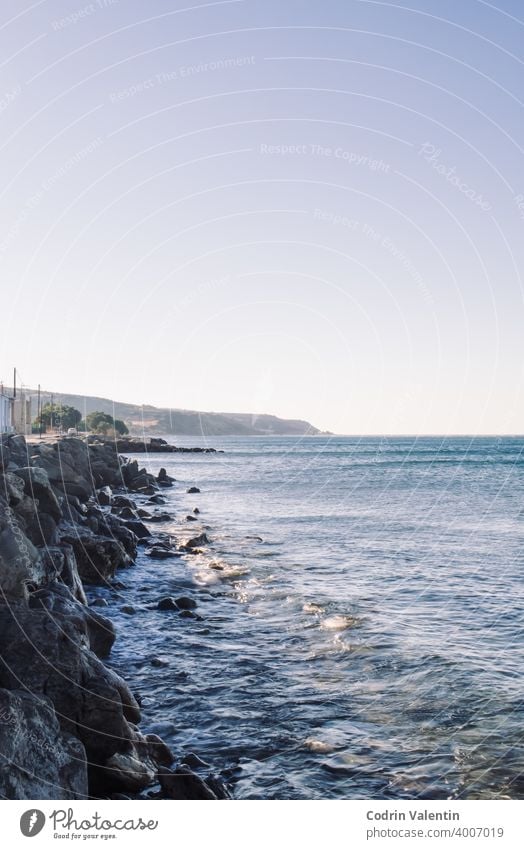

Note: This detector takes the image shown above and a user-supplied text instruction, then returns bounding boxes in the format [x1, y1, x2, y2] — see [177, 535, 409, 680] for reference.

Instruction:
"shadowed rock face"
[0, 688, 87, 800]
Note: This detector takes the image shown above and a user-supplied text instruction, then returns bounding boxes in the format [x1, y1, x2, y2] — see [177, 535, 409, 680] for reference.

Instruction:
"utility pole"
[37, 384, 42, 439]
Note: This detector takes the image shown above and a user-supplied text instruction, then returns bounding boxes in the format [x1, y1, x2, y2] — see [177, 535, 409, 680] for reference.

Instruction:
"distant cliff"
[26, 391, 320, 436]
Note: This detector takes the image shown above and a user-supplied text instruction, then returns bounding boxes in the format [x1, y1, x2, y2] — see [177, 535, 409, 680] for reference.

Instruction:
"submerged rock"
[157, 597, 178, 611]
[157, 765, 230, 800]
[175, 596, 197, 610]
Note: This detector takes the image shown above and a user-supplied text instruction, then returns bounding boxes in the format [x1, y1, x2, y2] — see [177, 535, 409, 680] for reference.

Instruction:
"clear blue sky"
[1, 0, 523, 433]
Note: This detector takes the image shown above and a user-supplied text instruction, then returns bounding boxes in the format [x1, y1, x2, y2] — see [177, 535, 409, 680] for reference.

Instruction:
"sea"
[99, 435, 524, 800]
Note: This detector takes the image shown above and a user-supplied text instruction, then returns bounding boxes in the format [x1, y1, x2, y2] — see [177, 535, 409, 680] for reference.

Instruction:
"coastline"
[0, 433, 229, 800]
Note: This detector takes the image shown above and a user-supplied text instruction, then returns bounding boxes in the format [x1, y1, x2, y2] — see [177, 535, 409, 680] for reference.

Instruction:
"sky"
[0, 0, 523, 434]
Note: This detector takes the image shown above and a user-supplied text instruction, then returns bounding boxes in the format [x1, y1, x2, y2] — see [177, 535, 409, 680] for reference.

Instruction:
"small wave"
[303, 602, 325, 614]
[304, 738, 338, 754]
[321, 614, 359, 631]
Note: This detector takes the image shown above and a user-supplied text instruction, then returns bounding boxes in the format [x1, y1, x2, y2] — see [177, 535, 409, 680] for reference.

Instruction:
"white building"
[0, 391, 13, 434]
[12, 393, 32, 435]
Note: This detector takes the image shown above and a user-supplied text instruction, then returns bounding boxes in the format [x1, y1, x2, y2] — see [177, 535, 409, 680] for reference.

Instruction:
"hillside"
[25, 391, 320, 437]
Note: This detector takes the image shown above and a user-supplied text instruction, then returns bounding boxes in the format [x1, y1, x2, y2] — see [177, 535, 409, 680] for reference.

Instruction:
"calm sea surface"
[100, 436, 524, 799]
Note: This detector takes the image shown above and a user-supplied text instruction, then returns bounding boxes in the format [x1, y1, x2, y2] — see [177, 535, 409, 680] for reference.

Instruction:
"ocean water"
[101, 436, 524, 799]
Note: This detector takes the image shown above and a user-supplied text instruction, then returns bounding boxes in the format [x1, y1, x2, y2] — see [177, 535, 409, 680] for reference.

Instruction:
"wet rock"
[0, 688, 87, 800]
[157, 597, 178, 611]
[186, 514, 198, 521]
[157, 468, 175, 484]
[96, 486, 113, 506]
[123, 519, 151, 539]
[113, 495, 136, 510]
[180, 532, 209, 551]
[147, 495, 166, 505]
[182, 752, 210, 769]
[157, 765, 222, 800]
[146, 546, 180, 560]
[193, 507, 200, 514]
[145, 512, 172, 523]
[150, 657, 169, 668]
[118, 506, 139, 520]
[91, 597, 108, 607]
[145, 734, 175, 767]
[175, 596, 197, 610]
[121, 605, 137, 615]
[137, 508, 153, 519]
[103, 752, 156, 794]
[246, 535, 263, 542]
[187, 487, 200, 494]
[179, 610, 200, 620]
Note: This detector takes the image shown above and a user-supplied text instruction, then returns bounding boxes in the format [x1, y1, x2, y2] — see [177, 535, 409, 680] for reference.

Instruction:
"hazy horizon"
[1, 0, 523, 435]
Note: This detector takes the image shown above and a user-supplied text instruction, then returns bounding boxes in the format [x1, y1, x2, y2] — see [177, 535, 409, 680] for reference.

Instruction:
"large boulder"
[0, 688, 87, 799]
[12, 466, 62, 520]
[29, 583, 116, 658]
[59, 524, 132, 584]
[41, 544, 87, 604]
[0, 603, 140, 765]
[0, 501, 47, 599]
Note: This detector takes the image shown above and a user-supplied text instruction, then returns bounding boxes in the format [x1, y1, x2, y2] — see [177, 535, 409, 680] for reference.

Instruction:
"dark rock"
[147, 495, 166, 505]
[121, 605, 137, 615]
[91, 597, 109, 607]
[146, 546, 180, 560]
[145, 734, 174, 767]
[96, 486, 113, 506]
[181, 532, 209, 551]
[113, 495, 136, 510]
[29, 584, 116, 659]
[181, 752, 210, 769]
[123, 519, 151, 539]
[0, 505, 46, 599]
[145, 512, 172, 523]
[186, 515, 198, 521]
[42, 545, 87, 604]
[13, 466, 62, 521]
[157, 597, 178, 611]
[175, 596, 197, 610]
[157, 765, 219, 800]
[179, 610, 199, 619]
[150, 657, 169, 668]
[0, 688, 87, 799]
[0, 604, 141, 765]
[117, 506, 139, 520]
[60, 524, 131, 584]
[187, 487, 200, 494]
[193, 507, 200, 514]
[25, 511, 59, 546]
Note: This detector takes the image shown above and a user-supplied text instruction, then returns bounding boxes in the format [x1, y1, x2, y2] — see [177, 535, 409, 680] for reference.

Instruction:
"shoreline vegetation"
[0, 432, 230, 800]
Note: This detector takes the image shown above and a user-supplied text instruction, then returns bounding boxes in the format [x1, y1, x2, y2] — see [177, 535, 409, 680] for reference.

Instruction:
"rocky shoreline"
[0, 433, 229, 800]
[93, 436, 222, 455]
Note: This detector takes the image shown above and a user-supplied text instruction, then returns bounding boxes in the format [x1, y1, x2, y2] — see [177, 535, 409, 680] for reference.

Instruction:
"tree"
[37, 403, 82, 431]
[85, 411, 129, 435]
